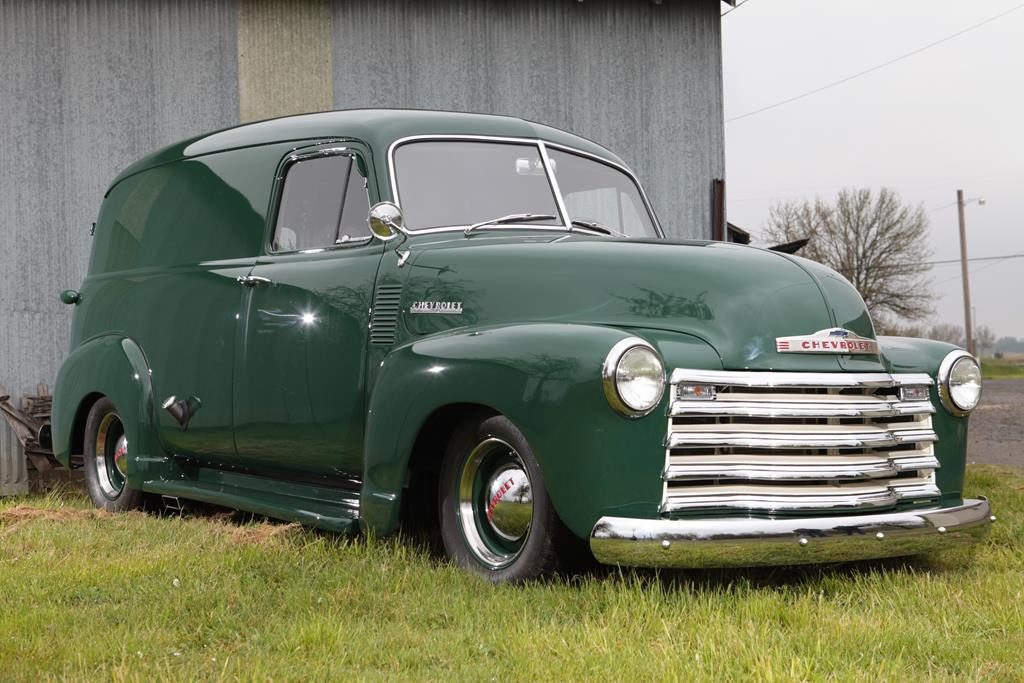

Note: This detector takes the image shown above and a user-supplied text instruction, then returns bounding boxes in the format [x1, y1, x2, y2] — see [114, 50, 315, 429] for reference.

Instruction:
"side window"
[273, 154, 371, 252]
[337, 159, 371, 243]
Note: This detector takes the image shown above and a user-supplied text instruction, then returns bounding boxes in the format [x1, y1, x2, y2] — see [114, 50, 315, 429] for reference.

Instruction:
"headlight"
[602, 338, 666, 418]
[938, 350, 982, 416]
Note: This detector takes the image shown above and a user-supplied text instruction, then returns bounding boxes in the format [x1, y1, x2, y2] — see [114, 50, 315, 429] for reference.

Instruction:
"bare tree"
[883, 322, 928, 338]
[765, 188, 933, 329]
[975, 325, 996, 356]
[927, 323, 965, 347]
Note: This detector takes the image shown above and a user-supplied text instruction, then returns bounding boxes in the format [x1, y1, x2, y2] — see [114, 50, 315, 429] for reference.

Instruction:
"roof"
[111, 108, 628, 190]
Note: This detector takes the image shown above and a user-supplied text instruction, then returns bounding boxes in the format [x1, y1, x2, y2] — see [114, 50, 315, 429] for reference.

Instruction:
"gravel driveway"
[968, 379, 1023, 467]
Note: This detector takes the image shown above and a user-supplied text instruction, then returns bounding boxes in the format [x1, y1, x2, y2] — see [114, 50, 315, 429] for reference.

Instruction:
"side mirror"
[367, 202, 405, 242]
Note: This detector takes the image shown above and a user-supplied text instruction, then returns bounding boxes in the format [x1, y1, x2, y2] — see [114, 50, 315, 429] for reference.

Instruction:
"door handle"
[236, 275, 273, 287]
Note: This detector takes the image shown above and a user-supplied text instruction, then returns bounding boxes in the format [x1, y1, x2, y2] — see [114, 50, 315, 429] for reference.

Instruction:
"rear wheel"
[83, 397, 146, 512]
[439, 414, 580, 582]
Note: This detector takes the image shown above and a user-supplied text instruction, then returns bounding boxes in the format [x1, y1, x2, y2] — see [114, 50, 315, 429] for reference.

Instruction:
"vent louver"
[370, 284, 403, 345]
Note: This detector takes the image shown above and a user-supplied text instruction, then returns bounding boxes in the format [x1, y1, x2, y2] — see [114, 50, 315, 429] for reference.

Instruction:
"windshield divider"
[537, 140, 571, 231]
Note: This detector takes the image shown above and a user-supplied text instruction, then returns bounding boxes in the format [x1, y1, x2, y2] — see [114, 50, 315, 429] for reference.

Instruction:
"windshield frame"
[387, 134, 664, 238]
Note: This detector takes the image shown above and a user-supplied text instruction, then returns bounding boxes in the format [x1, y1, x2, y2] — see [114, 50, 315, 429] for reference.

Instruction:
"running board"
[143, 467, 360, 534]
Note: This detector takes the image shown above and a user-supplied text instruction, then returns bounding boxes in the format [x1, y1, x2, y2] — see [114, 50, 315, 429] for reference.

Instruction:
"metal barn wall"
[0, 0, 239, 494]
[238, 0, 333, 122]
[0, 0, 724, 494]
[332, 0, 725, 242]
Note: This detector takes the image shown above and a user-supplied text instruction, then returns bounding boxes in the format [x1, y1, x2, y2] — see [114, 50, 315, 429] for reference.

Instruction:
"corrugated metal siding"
[238, 0, 334, 122]
[0, 0, 239, 494]
[331, 0, 725, 240]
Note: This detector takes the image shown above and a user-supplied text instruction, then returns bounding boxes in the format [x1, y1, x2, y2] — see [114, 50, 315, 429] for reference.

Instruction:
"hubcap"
[94, 412, 127, 499]
[485, 465, 532, 541]
[457, 437, 534, 569]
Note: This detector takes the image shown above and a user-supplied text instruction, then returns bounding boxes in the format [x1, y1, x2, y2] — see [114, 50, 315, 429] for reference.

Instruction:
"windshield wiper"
[464, 213, 558, 235]
[570, 219, 627, 237]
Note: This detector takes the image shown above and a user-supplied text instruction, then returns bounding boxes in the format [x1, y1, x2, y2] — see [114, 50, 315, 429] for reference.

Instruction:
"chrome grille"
[664, 369, 939, 515]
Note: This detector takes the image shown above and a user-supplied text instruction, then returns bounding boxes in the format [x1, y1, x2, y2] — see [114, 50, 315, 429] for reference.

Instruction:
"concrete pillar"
[238, 0, 333, 122]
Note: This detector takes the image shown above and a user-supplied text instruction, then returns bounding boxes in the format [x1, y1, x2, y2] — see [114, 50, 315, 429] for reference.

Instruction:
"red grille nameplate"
[776, 328, 879, 355]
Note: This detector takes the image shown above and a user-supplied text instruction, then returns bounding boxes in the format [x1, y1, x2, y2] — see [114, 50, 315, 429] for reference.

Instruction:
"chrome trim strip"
[589, 499, 992, 568]
[669, 369, 934, 388]
[665, 461, 899, 482]
[937, 349, 982, 417]
[660, 478, 941, 514]
[282, 145, 353, 169]
[663, 453, 940, 482]
[661, 489, 902, 513]
[666, 427, 937, 450]
[385, 133, 664, 237]
[889, 452, 941, 471]
[670, 398, 934, 419]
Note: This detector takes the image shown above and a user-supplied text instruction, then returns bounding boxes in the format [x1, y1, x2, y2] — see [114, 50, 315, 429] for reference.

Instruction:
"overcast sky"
[721, 0, 1024, 339]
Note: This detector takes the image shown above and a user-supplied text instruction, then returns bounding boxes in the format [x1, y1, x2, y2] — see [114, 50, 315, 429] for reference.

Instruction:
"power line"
[798, 253, 1024, 269]
[936, 258, 1013, 285]
[726, 2, 1024, 123]
[872, 253, 1024, 270]
[927, 201, 958, 214]
[924, 253, 1023, 267]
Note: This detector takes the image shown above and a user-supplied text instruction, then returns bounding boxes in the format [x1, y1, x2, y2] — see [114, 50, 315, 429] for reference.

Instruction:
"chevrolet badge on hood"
[410, 301, 463, 315]
[776, 328, 879, 355]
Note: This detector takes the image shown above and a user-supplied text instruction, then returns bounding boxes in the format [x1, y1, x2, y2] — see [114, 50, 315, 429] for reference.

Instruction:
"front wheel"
[438, 414, 580, 582]
[82, 397, 146, 512]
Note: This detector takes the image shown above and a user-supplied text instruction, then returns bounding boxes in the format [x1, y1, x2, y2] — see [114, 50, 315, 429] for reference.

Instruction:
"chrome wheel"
[94, 412, 127, 499]
[457, 437, 534, 569]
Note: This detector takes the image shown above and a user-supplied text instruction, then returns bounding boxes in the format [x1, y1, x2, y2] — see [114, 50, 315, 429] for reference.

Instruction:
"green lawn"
[982, 358, 1024, 380]
[2, 467, 1022, 682]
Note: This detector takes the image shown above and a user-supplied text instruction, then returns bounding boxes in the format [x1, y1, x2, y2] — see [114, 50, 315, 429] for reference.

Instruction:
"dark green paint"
[879, 335, 970, 501]
[398, 235, 883, 373]
[53, 110, 976, 546]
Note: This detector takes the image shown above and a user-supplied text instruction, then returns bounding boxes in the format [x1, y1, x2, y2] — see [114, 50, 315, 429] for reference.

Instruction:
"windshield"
[547, 149, 659, 238]
[393, 141, 561, 230]
[392, 139, 660, 237]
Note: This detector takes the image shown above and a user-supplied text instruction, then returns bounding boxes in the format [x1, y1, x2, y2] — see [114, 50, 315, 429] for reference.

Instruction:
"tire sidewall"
[439, 414, 561, 582]
[83, 397, 143, 512]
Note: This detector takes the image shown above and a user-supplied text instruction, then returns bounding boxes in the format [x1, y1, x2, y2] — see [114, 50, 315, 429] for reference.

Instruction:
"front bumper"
[589, 498, 993, 568]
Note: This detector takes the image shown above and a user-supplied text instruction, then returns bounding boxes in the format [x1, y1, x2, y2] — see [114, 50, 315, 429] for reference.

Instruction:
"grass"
[981, 357, 1024, 380]
[1, 467, 1022, 682]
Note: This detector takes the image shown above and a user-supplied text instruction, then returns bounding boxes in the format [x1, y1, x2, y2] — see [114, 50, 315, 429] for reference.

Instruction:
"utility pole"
[956, 189, 975, 355]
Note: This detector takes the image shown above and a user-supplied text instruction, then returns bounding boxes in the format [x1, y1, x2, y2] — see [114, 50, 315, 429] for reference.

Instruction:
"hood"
[400, 235, 883, 372]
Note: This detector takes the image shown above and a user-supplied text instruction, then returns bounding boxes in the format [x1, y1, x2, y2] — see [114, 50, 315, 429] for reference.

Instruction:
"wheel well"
[69, 392, 104, 467]
[400, 403, 497, 534]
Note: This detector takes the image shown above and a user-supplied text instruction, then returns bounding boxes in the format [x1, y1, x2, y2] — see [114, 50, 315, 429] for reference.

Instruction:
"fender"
[879, 335, 969, 502]
[52, 334, 162, 487]
[360, 322, 722, 538]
